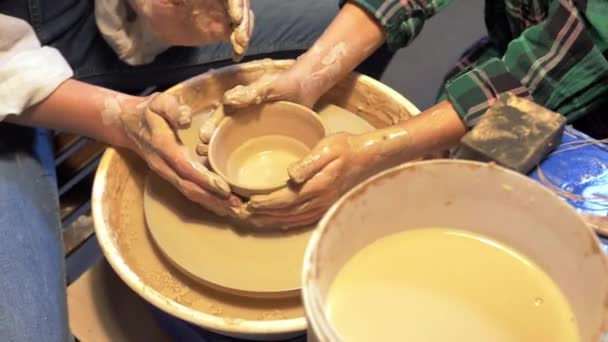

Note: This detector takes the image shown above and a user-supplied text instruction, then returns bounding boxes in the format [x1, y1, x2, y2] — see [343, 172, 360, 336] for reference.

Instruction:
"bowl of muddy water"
[303, 159, 608, 342]
[208, 101, 326, 197]
[92, 59, 420, 340]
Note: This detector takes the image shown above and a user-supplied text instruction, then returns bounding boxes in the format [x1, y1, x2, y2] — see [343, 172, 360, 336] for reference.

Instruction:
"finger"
[249, 207, 326, 230]
[222, 75, 272, 108]
[233, 1, 253, 47]
[248, 187, 300, 210]
[246, 8, 255, 38]
[199, 104, 225, 144]
[288, 146, 338, 184]
[248, 159, 341, 210]
[185, 181, 243, 218]
[230, 0, 253, 62]
[249, 193, 334, 217]
[145, 112, 231, 198]
[147, 152, 235, 215]
[148, 93, 192, 129]
[227, 0, 244, 24]
[196, 142, 209, 156]
[168, 147, 232, 198]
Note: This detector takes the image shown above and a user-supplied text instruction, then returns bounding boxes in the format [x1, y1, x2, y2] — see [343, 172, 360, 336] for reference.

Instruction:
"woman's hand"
[118, 92, 244, 218]
[127, 0, 254, 60]
[243, 132, 394, 229]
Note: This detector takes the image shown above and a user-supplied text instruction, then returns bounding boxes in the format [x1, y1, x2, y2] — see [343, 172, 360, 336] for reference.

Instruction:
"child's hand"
[222, 59, 322, 109]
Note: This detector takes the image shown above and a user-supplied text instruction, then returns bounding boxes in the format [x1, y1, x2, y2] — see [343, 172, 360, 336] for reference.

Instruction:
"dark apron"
[1, 0, 99, 72]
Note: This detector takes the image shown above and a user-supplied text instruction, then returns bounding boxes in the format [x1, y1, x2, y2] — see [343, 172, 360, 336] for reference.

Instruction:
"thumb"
[288, 147, 336, 184]
[199, 104, 225, 144]
[227, 0, 244, 24]
[230, 0, 254, 62]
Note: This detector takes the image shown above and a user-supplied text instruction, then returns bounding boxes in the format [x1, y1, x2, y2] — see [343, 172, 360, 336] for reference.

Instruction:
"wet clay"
[144, 172, 310, 296]
[208, 101, 325, 197]
[227, 135, 310, 189]
[316, 104, 375, 135]
[143, 105, 374, 296]
[110, 153, 303, 322]
[96, 60, 420, 336]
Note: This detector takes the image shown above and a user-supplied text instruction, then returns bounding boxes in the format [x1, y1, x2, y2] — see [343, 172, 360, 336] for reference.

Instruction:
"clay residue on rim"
[103, 151, 304, 324]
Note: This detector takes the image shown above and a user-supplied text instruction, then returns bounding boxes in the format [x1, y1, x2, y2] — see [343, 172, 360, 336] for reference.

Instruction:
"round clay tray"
[143, 107, 374, 299]
[92, 60, 421, 340]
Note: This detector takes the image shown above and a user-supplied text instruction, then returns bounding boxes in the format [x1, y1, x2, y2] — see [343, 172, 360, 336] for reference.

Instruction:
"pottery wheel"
[143, 104, 375, 297]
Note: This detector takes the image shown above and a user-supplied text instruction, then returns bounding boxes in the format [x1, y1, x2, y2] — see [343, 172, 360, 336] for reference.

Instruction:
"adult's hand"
[197, 0, 390, 152]
[128, 0, 255, 60]
[118, 92, 244, 218]
[196, 59, 321, 156]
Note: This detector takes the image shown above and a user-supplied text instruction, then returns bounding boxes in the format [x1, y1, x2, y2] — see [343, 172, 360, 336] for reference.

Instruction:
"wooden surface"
[67, 260, 172, 342]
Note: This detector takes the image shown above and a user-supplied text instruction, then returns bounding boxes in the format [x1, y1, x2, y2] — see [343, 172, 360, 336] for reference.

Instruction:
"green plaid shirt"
[347, 0, 608, 127]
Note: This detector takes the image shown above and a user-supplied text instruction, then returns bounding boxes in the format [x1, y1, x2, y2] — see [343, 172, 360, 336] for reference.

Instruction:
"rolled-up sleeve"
[341, 0, 452, 51]
[445, 0, 608, 127]
[0, 14, 73, 121]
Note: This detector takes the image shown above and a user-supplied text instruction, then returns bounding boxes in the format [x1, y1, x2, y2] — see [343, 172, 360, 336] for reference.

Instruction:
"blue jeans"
[0, 1, 394, 341]
[0, 127, 69, 342]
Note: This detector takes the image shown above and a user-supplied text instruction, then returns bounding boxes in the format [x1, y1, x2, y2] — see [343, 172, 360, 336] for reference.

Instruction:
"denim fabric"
[0, 126, 70, 342]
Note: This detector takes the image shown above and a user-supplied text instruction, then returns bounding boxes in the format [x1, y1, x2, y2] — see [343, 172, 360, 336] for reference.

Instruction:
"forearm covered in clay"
[285, 1, 386, 103]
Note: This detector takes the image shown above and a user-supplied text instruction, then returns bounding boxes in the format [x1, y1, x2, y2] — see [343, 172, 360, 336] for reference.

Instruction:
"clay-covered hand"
[128, 0, 254, 60]
[118, 92, 244, 217]
[227, 0, 255, 61]
[222, 65, 319, 109]
[196, 60, 323, 156]
[244, 132, 392, 229]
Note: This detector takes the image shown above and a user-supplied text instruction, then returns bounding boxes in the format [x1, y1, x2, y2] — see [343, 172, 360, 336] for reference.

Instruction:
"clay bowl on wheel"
[92, 59, 420, 340]
[208, 101, 326, 197]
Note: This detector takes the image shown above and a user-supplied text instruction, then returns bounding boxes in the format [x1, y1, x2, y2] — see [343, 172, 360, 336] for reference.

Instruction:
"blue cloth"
[529, 127, 608, 217]
[529, 126, 608, 252]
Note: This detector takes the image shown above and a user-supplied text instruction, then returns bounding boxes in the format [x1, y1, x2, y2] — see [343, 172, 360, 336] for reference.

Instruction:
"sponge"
[455, 94, 566, 174]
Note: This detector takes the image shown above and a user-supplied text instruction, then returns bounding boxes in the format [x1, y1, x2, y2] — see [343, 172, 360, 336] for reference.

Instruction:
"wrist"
[282, 67, 328, 107]
[101, 95, 142, 151]
[104, 126, 136, 151]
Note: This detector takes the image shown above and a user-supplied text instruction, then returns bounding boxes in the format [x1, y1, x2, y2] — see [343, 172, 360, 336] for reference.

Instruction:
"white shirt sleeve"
[0, 14, 73, 120]
[94, 0, 168, 66]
